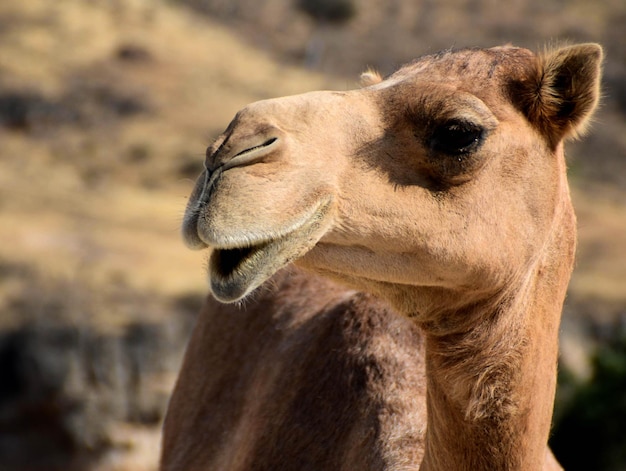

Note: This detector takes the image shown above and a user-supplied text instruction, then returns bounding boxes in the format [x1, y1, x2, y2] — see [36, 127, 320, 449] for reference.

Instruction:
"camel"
[161, 44, 603, 470]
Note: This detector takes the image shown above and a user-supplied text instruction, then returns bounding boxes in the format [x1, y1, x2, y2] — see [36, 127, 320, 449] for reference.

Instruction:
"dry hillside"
[0, 0, 624, 470]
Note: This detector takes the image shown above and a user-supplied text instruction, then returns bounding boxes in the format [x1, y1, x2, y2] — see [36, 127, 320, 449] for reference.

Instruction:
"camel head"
[182, 44, 602, 318]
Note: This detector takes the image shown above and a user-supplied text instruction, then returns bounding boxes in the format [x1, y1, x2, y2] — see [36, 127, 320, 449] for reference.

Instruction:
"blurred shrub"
[0, 91, 68, 131]
[551, 320, 626, 471]
[115, 43, 153, 63]
[0, 262, 198, 470]
[0, 84, 148, 134]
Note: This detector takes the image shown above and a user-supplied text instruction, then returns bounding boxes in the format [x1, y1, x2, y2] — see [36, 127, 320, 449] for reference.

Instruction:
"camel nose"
[205, 130, 281, 173]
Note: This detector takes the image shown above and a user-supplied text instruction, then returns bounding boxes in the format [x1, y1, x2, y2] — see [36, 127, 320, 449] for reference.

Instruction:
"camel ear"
[360, 69, 382, 87]
[513, 44, 603, 146]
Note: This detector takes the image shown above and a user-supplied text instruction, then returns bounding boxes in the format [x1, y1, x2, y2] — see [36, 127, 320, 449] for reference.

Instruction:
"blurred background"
[0, 0, 624, 470]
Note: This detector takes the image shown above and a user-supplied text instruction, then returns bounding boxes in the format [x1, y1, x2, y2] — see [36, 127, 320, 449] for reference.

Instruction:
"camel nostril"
[233, 137, 278, 158]
[222, 136, 280, 171]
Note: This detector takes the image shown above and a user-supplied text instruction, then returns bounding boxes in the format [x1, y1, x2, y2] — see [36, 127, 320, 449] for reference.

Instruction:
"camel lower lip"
[211, 243, 268, 279]
[208, 238, 279, 302]
[204, 198, 332, 302]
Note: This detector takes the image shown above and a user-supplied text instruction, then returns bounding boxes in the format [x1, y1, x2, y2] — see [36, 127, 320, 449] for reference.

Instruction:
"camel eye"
[430, 120, 484, 156]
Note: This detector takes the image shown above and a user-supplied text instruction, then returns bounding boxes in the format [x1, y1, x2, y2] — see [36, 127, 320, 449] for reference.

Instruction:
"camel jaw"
[203, 199, 333, 303]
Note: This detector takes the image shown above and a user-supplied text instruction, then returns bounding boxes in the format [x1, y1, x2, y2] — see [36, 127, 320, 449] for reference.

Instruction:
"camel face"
[183, 45, 601, 310]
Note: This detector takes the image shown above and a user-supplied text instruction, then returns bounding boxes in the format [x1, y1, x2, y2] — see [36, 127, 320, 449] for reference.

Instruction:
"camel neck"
[416, 177, 574, 471]
[418, 275, 564, 471]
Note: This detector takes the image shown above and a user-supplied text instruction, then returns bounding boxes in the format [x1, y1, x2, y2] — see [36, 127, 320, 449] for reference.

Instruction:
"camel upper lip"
[182, 136, 280, 251]
[198, 198, 328, 250]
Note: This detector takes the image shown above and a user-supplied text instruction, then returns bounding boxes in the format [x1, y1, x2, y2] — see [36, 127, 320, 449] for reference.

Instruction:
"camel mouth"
[208, 239, 276, 301]
[206, 199, 333, 303]
[212, 246, 260, 278]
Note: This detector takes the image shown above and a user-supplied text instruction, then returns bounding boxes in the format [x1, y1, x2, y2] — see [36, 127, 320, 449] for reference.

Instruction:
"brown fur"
[164, 44, 603, 470]
[162, 268, 427, 470]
